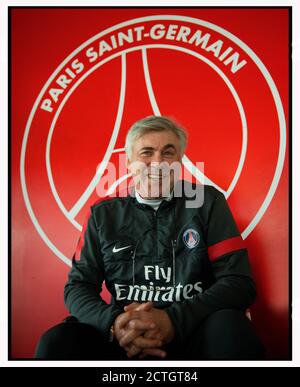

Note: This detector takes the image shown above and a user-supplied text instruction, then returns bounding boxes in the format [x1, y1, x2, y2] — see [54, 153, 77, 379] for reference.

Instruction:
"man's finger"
[139, 348, 167, 359]
[116, 310, 145, 330]
[132, 336, 162, 349]
[143, 329, 161, 340]
[128, 319, 155, 331]
[123, 303, 140, 312]
[126, 344, 142, 358]
[119, 323, 156, 348]
[119, 328, 142, 348]
[128, 310, 154, 322]
[126, 340, 165, 359]
[124, 302, 153, 312]
[115, 312, 132, 330]
[136, 302, 153, 311]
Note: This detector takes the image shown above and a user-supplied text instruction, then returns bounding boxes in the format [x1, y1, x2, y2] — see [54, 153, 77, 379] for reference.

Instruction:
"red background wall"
[11, 7, 289, 359]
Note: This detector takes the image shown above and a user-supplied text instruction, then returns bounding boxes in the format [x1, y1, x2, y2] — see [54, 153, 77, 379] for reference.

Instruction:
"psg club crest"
[183, 229, 200, 249]
[20, 13, 286, 267]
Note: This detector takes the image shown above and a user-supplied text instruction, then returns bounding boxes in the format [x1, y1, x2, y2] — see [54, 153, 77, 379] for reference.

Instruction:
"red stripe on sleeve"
[208, 236, 245, 261]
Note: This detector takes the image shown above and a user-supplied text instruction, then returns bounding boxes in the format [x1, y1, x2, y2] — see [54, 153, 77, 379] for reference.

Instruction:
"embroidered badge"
[183, 228, 200, 249]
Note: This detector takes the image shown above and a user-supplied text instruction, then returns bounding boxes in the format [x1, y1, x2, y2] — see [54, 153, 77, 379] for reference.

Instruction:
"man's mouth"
[148, 174, 163, 179]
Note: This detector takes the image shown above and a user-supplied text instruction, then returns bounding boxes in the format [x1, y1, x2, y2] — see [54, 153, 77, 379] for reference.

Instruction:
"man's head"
[125, 116, 187, 199]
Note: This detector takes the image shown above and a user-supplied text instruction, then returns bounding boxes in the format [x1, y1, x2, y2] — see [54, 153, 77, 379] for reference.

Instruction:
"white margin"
[2, 0, 298, 369]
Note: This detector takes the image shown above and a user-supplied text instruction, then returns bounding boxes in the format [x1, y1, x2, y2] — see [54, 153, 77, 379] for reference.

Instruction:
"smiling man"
[35, 115, 264, 360]
[126, 124, 183, 200]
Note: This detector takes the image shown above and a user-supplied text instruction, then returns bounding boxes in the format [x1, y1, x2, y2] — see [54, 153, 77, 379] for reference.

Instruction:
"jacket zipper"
[152, 209, 158, 260]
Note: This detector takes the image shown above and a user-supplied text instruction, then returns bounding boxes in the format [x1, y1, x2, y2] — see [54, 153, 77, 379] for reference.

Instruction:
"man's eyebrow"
[139, 146, 155, 151]
[138, 144, 176, 152]
[162, 144, 176, 150]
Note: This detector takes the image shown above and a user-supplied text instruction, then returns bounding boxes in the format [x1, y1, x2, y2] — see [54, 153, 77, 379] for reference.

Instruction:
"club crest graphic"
[20, 15, 286, 266]
[183, 229, 200, 249]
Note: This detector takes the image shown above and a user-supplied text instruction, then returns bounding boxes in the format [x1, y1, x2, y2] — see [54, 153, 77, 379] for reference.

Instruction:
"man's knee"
[35, 322, 69, 359]
[34, 320, 103, 359]
[191, 309, 265, 360]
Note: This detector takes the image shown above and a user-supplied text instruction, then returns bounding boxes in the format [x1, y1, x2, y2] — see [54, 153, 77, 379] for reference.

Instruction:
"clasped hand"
[113, 302, 174, 359]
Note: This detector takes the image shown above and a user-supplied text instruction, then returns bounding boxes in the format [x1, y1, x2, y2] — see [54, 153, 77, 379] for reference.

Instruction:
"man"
[35, 115, 264, 360]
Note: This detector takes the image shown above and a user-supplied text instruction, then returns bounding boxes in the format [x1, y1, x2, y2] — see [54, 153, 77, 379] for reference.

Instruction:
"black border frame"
[8, 5, 292, 362]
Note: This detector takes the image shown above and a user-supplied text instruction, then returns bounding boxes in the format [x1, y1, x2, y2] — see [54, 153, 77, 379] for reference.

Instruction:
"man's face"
[127, 130, 182, 199]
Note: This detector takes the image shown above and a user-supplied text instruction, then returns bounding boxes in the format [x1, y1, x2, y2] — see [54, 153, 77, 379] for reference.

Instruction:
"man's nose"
[150, 153, 163, 164]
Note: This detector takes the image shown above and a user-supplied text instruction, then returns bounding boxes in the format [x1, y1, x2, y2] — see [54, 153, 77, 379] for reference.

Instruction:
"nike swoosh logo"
[112, 245, 132, 253]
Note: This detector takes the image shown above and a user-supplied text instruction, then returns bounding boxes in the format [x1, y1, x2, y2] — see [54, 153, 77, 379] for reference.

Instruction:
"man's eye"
[141, 151, 152, 156]
[163, 151, 175, 157]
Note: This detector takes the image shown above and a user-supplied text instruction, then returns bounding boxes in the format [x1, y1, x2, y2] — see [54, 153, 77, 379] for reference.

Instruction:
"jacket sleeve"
[165, 191, 256, 344]
[64, 206, 123, 340]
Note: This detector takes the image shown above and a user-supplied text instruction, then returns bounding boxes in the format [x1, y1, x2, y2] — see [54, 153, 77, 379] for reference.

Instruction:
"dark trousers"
[34, 309, 265, 360]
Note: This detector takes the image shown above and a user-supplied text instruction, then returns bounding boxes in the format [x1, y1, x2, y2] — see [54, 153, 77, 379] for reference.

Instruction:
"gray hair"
[125, 115, 187, 160]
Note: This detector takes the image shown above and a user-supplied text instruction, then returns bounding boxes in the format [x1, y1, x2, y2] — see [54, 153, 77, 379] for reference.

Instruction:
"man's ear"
[126, 157, 131, 171]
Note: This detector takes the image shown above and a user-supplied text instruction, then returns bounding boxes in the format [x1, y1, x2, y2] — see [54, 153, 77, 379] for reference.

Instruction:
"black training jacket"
[64, 181, 256, 344]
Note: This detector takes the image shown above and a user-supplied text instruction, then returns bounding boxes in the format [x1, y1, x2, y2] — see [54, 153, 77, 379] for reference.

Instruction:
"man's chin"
[139, 183, 173, 199]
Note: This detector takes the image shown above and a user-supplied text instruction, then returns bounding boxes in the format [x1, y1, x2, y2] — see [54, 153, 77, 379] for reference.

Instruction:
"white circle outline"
[45, 43, 247, 231]
[20, 15, 286, 266]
